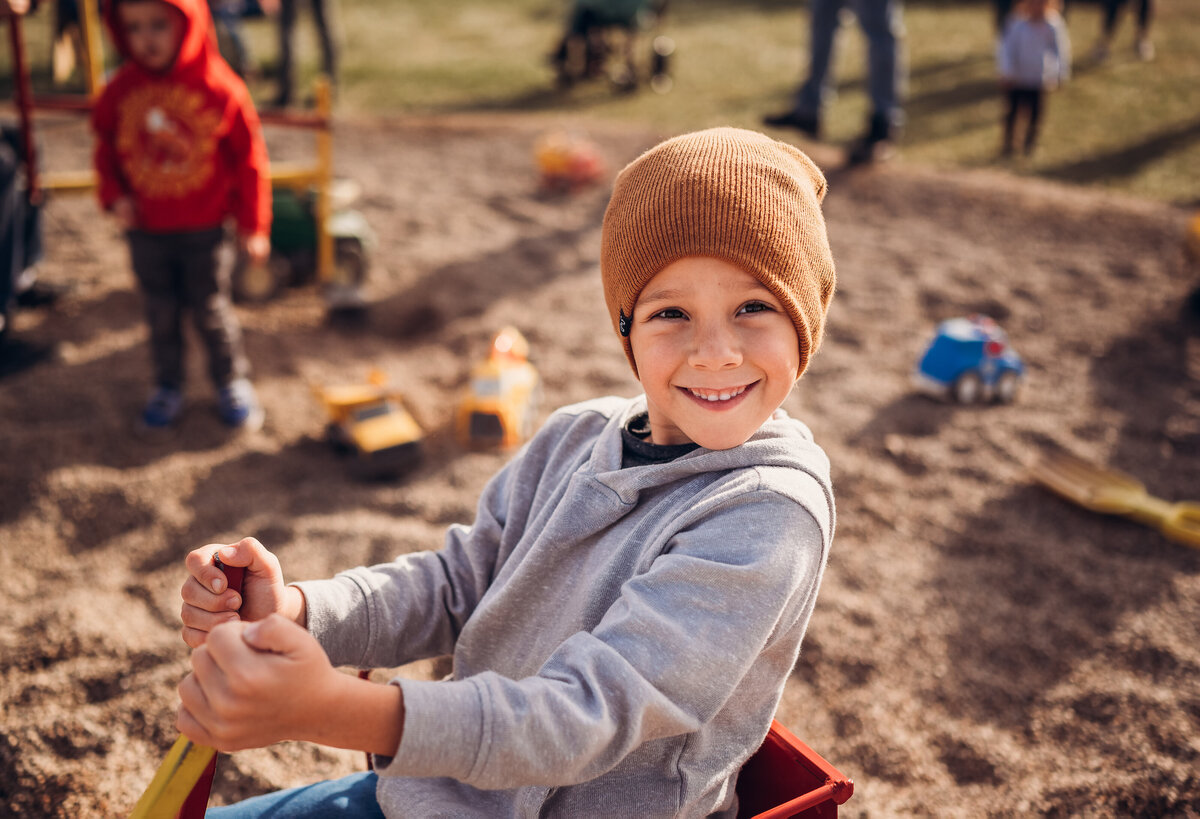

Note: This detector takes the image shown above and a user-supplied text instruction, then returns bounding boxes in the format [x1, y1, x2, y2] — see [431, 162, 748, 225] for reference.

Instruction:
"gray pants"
[795, 0, 906, 132]
[128, 227, 248, 391]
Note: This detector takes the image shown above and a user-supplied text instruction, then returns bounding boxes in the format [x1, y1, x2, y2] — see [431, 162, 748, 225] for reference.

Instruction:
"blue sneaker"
[141, 386, 184, 429]
[217, 378, 264, 431]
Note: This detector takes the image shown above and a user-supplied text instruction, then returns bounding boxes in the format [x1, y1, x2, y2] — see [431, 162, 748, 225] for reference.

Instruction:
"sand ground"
[2, 114, 1199, 816]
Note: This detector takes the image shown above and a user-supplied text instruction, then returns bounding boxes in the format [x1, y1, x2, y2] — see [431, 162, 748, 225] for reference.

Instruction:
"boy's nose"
[688, 322, 742, 370]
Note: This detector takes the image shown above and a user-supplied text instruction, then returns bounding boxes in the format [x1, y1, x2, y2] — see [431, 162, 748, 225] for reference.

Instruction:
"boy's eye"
[652, 308, 686, 320]
[739, 301, 773, 315]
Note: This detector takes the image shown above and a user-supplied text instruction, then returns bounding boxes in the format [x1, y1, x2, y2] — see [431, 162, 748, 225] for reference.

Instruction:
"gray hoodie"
[296, 395, 835, 817]
[997, 13, 1071, 90]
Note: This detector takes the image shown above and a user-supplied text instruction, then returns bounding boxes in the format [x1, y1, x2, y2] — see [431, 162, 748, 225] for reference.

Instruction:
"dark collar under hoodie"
[91, 0, 271, 236]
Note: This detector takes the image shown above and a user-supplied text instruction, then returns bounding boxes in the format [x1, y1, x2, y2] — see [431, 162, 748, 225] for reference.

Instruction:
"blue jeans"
[795, 0, 905, 130]
[207, 772, 385, 818]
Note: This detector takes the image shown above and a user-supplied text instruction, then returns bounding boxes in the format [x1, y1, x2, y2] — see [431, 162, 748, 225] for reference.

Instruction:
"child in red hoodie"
[92, 0, 271, 432]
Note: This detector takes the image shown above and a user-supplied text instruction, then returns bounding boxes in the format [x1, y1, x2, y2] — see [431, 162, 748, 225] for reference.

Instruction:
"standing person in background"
[1090, 0, 1155, 62]
[763, 0, 906, 166]
[997, 0, 1070, 158]
[92, 0, 272, 432]
[272, 0, 337, 108]
[2, 0, 60, 358]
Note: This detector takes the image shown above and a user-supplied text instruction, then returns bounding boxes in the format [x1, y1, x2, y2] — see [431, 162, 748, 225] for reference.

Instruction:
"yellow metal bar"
[42, 163, 323, 195]
[42, 169, 97, 193]
[270, 162, 322, 189]
[314, 76, 334, 283]
[79, 0, 105, 97]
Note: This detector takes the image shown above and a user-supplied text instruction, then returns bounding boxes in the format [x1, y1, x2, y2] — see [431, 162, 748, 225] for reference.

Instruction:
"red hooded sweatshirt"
[92, 0, 271, 237]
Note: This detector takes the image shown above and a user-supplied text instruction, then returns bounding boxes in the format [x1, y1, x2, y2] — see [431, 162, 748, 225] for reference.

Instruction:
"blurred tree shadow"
[364, 196, 609, 344]
[1040, 116, 1200, 189]
[933, 303, 1200, 734]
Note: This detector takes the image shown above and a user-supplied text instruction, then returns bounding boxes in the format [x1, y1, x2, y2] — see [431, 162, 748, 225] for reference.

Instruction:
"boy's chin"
[684, 428, 758, 451]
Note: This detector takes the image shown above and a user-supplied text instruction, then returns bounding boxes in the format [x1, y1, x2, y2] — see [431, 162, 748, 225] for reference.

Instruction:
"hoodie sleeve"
[380, 488, 828, 789]
[224, 90, 271, 236]
[294, 445, 531, 669]
[90, 86, 127, 212]
[996, 20, 1015, 80]
[1053, 18, 1071, 84]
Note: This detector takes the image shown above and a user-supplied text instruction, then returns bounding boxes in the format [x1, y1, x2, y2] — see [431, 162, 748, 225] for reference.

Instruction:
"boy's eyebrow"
[637, 287, 686, 304]
[637, 280, 775, 306]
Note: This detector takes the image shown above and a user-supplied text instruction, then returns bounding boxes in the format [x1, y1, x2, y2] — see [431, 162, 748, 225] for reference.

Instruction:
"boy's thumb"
[241, 614, 304, 656]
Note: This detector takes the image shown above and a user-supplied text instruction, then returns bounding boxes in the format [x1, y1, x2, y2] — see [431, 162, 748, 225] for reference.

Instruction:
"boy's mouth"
[682, 383, 754, 404]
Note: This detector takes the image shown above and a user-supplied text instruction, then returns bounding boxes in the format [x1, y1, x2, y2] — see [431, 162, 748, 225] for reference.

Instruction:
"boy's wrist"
[302, 673, 404, 757]
[284, 584, 308, 628]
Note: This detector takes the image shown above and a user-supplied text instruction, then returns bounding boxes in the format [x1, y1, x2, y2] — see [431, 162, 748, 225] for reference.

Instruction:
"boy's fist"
[177, 615, 338, 751]
[180, 537, 306, 648]
[241, 232, 271, 266]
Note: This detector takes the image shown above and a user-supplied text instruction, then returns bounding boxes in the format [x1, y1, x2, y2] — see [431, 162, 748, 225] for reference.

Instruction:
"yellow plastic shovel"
[128, 560, 244, 818]
[128, 737, 217, 819]
[1030, 449, 1200, 548]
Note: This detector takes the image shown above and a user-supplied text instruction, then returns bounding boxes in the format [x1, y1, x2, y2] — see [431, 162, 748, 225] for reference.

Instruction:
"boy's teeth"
[689, 386, 746, 402]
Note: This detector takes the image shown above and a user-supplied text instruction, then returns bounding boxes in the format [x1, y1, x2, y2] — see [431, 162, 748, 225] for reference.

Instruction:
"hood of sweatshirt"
[566, 395, 835, 535]
[104, 0, 216, 80]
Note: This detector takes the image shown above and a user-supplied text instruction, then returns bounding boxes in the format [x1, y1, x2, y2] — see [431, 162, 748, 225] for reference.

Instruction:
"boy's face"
[117, 0, 186, 73]
[629, 256, 800, 450]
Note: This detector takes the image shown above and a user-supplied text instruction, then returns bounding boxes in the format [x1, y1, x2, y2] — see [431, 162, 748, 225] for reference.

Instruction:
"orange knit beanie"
[600, 127, 836, 377]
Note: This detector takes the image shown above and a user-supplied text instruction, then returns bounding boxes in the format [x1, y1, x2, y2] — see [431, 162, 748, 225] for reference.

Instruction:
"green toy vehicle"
[233, 179, 375, 309]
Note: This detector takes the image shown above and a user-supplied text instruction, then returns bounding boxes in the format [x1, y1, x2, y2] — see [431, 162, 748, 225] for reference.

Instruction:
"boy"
[178, 128, 837, 817]
[92, 0, 271, 431]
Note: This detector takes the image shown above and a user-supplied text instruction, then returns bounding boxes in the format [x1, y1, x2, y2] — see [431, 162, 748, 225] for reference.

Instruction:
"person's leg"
[1092, 0, 1125, 61]
[177, 228, 248, 391]
[213, 1, 251, 77]
[1136, 0, 1153, 30]
[1022, 88, 1043, 155]
[764, 0, 842, 132]
[994, 0, 1015, 35]
[208, 772, 385, 818]
[309, 0, 338, 84]
[129, 231, 187, 392]
[856, 0, 905, 140]
[1001, 87, 1020, 155]
[1102, 0, 1124, 37]
[795, 0, 844, 118]
[1134, 0, 1154, 59]
[0, 131, 21, 327]
[275, 0, 297, 106]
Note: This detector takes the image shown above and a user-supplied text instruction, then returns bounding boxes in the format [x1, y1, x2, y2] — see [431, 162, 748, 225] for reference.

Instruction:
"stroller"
[550, 0, 674, 92]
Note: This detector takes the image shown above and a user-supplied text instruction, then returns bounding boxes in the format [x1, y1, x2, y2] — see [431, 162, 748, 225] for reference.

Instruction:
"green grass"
[4, 0, 1198, 203]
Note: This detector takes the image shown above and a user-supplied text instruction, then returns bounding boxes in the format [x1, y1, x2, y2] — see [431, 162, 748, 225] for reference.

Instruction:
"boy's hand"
[111, 197, 137, 230]
[240, 232, 270, 266]
[180, 537, 306, 648]
[177, 615, 341, 751]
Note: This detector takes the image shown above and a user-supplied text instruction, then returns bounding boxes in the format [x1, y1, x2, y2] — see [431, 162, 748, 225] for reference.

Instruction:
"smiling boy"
[178, 127, 837, 817]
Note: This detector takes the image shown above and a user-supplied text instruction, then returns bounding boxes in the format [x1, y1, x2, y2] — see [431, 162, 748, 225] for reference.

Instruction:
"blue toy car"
[913, 315, 1025, 404]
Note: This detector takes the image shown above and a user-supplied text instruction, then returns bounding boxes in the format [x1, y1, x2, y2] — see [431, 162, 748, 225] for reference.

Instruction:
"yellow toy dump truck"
[455, 327, 542, 450]
[313, 371, 423, 479]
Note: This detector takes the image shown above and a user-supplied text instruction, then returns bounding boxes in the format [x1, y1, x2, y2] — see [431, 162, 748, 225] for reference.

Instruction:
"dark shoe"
[141, 386, 184, 429]
[217, 378, 264, 431]
[847, 113, 899, 165]
[847, 136, 894, 166]
[15, 279, 65, 308]
[762, 109, 821, 138]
